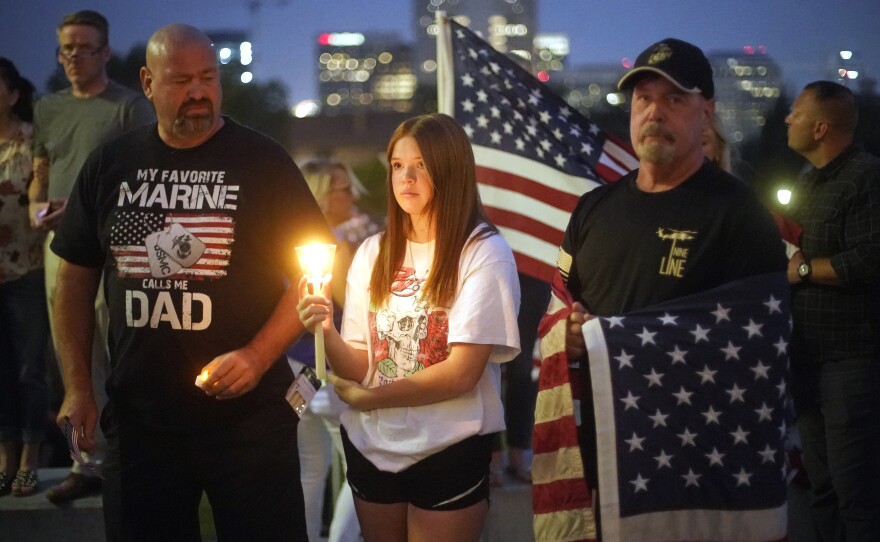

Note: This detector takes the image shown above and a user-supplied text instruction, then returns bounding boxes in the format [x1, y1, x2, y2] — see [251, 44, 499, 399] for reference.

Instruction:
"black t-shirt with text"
[561, 161, 786, 316]
[52, 118, 333, 432]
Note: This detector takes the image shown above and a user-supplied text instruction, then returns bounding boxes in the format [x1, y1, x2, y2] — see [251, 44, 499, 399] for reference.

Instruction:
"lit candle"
[295, 243, 337, 380]
[195, 369, 209, 387]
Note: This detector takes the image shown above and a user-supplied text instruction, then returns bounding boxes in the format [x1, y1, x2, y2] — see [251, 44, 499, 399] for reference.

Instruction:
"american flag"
[533, 273, 791, 542]
[437, 18, 638, 282]
[110, 211, 234, 279]
[62, 416, 101, 477]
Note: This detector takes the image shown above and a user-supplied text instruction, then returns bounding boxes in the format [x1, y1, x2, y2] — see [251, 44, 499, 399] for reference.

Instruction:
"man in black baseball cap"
[618, 37, 714, 99]
[609, 37, 718, 178]
[558, 36, 787, 539]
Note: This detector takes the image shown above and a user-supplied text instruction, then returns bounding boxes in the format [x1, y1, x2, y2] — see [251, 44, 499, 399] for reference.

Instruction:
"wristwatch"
[797, 260, 812, 283]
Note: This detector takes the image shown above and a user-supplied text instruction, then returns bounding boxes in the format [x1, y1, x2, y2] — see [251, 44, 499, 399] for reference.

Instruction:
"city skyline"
[3, 0, 878, 107]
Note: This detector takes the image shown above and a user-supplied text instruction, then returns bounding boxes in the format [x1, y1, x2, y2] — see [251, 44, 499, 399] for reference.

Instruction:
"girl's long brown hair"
[369, 113, 497, 308]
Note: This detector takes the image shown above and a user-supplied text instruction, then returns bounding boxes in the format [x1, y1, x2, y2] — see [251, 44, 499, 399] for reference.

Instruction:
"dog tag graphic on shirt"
[145, 231, 182, 278]
[156, 223, 206, 268]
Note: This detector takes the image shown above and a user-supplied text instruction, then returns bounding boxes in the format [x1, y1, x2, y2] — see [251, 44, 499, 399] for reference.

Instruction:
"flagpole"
[435, 10, 454, 115]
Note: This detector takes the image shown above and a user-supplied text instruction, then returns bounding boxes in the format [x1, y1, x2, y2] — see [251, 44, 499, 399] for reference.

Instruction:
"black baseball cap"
[618, 38, 714, 99]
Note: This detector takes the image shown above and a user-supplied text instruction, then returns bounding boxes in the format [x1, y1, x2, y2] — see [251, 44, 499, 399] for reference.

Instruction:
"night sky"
[3, 0, 878, 105]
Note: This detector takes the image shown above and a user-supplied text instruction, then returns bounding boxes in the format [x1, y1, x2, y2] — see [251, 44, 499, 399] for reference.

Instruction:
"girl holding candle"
[297, 113, 521, 542]
[290, 159, 378, 542]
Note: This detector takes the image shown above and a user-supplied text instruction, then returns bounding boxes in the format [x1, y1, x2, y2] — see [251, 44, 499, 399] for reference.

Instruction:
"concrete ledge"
[0, 468, 811, 542]
[0, 468, 535, 542]
[0, 468, 105, 542]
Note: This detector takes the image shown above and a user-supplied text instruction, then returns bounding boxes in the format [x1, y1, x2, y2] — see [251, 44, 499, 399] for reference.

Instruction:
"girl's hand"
[296, 276, 332, 333]
[328, 373, 373, 411]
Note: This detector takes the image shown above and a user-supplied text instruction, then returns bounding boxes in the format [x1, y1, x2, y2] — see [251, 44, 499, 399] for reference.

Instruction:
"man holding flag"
[552, 38, 789, 541]
[436, 15, 790, 540]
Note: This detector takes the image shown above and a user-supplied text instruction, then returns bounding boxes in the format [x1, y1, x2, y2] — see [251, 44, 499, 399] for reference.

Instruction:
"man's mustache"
[640, 122, 674, 142]
[178, 99, 213, 116]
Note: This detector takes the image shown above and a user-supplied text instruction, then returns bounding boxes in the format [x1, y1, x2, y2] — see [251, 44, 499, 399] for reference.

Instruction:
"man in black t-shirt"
[560, 38, 786, 539]
[50, 24, 331, 541]
[561, 39, 784, 317]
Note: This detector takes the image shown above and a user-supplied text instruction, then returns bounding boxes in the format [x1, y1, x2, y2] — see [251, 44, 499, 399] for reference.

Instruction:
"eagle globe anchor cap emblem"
[616, 37, 715, 99]
[647, 43, 674, 65]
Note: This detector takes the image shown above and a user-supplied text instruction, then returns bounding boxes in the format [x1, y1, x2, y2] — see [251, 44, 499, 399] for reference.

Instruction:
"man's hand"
[197, 346, 266, 400]
[328, 373, 372, 411]
[31, 197, 67, 230]
[565, 301, 593, 360]
[55, 389, 98, 455]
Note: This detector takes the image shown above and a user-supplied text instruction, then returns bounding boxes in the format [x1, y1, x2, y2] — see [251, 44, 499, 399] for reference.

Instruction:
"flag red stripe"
[512, 252, 556, 283]
[537, 351, 571, 392]
[485, 206, 565, 247]
[597, 162, 626, 183]
[476, 165, 582, 209]
[533, 478, 593, 514]
[538, 308, 570, 343]
[534, 415, 581, 453]
[172, 222, 232, 227]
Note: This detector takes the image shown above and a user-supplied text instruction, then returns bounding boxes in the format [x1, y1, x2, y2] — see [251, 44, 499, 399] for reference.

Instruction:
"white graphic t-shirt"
[340, 227, 521, 472]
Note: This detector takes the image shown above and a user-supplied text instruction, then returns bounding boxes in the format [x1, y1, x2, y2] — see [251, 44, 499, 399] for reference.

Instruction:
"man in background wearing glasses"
[29, 9, 155, 504]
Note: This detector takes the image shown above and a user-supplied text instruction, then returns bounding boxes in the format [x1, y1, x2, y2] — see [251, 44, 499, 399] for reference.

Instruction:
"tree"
[738, 91, 805, 210]
[219, 72, 294, 146]
[855, 78, 880, 156]
[47, 44, 295, 146]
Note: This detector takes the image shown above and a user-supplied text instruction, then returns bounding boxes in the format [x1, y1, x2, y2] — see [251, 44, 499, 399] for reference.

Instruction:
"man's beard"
[172, 100, 214, 138]
[636, 122, 676, 165]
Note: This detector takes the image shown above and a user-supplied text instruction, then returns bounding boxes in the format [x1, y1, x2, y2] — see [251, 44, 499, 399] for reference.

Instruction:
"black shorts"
[341, 426, 492, 511]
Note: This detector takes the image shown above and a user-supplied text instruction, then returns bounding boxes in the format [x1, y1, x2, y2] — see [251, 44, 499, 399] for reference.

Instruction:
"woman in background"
[0, 57, 49, 498]
[291, 159, 378, 542]
[703, 114, 732, 173]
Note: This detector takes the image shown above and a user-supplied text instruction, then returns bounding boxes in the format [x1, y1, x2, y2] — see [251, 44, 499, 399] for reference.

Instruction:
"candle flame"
[295, 244, 336, 283]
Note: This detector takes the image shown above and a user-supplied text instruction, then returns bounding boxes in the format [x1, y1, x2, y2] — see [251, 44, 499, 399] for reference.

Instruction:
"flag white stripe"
[496, 226, 559, 268]
[604, 139, 640, 171]
[479, 183, 572, 231]
[599, 151, 631, 178]
[474, 145, 603, 197]
[195, 236, 233, 245]
[167, 216, 233, 225]
[113, 257, 231, 268]
[183, 227, 233, 235]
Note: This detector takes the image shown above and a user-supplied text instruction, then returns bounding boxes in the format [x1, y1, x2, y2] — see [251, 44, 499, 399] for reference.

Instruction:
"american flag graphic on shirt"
[110, 211, 234, 280]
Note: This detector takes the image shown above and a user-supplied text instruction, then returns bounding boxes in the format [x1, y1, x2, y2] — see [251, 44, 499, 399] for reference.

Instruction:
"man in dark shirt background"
[786, 80, 880, 541]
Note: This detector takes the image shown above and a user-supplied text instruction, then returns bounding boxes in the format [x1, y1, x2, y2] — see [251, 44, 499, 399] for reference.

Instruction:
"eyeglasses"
[56, 44, 105, 61]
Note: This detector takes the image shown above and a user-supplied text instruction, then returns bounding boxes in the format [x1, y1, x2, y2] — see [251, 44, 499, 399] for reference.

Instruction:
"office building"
[208, 30, 255, 84]
[414, 0, 537, 83]
[709, 47, 783, 144]
[317, 31, 417, 114]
